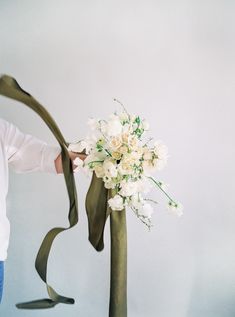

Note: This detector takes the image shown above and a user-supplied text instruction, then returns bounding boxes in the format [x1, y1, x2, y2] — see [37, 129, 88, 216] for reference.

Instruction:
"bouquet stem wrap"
[86, 174, 127, 317]
[109, 190, 127, 317]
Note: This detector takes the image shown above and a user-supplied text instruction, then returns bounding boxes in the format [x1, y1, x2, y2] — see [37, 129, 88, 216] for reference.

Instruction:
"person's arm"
[3, 119, 85, 174]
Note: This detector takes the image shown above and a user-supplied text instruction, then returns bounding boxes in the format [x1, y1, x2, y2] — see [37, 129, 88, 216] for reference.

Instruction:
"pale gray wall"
[0, 1, 235, 316]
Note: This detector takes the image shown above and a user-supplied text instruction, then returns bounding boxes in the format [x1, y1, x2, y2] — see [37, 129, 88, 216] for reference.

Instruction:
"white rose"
[111, 151, 122, 160]
[118, 158, 133, 175]
[129, 136, 139, 150]
[118, 145, 128, 155]
[109, 136, 123, 151]
[127, 151, 141, 164]
[108, 194, 124, 211]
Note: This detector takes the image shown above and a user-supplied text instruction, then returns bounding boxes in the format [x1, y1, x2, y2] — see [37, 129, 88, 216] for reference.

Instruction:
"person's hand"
[75, 152, 87, 162]
[54, 151, 87, 174]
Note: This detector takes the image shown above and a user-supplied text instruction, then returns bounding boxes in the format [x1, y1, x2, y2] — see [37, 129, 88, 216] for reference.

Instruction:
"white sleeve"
[4, 120, 61, 174]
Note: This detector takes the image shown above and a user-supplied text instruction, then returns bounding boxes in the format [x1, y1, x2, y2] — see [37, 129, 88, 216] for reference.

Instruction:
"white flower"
[108, 194, 124, 211]
[119, 181, 139, 197]
[167, 201, 183, 217]
[84, 134, 100, 153]
[130, 193, 144, 209]
[139, 203, 154, 218]
[118, 156, 134, 175]
[121, 132, 130, 144]
[68, 140, 87, 153]
[106, 118, 123, 137]
[118, 145, 128, 155]
[153, 140, 169, 171]
[103, 159, 118, 178]
[104, 179, 116, 189]
[111, 151, 122, 160]
[73, 157, 84, 172]
[109, 136, 123, 151]
[128, 136, 139, 150]
[142, 119, 150, 131]
[154, 140, 168, 160]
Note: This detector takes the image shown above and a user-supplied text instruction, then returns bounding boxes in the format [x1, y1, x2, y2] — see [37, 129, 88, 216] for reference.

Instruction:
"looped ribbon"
[0, 75, 127, 316]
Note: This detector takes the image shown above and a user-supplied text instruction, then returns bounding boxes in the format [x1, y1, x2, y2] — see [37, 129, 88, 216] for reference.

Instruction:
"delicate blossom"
[73, 157, 84, 172]
[108, 194, 124, 211]
[68, 140, 87, 153]
[167, 201, 183, 217]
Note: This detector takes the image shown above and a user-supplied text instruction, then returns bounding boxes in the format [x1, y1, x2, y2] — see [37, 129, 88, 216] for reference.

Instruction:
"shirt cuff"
[41, 145, 61, 174]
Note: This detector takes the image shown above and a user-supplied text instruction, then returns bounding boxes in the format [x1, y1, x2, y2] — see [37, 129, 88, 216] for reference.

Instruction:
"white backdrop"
[0, 1, 235, 316]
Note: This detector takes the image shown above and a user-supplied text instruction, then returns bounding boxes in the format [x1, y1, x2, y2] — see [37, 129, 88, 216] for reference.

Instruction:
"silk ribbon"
[0, 75, 127, 316]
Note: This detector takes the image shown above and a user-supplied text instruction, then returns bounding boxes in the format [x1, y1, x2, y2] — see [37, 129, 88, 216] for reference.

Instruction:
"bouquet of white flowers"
[69, 99, 183, 229]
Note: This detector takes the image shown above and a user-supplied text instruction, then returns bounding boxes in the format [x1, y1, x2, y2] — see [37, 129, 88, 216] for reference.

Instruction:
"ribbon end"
[16, 298, 59, 309]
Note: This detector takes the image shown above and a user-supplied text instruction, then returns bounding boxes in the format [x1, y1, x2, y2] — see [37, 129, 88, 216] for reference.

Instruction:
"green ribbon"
[0, 75, 127, 316]
[0, 74, 78, 308]
[86, 174, 127, 317]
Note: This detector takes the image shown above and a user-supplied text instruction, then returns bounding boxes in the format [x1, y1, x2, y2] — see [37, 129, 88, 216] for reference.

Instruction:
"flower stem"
[148, 176, 176, 203]
[113, 98, 130, 119]
[88, 160, 104, 166]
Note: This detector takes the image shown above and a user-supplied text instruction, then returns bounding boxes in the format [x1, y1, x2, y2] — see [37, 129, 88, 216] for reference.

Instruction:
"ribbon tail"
[0, 74, 78, 309]
[85, 172, 110, 251]
[16, 299, 59, 310]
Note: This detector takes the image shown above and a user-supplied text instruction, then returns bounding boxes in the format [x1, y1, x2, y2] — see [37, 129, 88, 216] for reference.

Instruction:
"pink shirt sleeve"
[3, 119, 61, 174]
